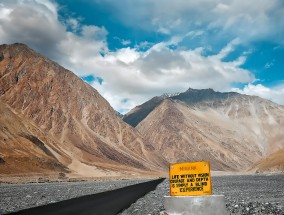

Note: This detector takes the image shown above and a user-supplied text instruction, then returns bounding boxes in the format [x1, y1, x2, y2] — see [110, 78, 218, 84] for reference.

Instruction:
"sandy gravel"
[1, 174, 284, 215]
[121, 173, 284, 215]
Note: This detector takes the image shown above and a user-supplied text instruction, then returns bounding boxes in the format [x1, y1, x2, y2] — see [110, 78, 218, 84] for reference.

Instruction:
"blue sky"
[0, 0, 284, 113]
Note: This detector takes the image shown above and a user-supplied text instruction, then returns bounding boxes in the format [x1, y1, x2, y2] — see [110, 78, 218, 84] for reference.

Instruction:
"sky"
[0, 0, 284, 113]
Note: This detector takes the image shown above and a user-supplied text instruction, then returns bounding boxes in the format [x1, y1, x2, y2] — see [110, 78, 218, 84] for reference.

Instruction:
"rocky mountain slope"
[250, 148, 284, 173]
[123, 96, 164, 127]
[0, 43, 166, 177]
[123, 88, 284, 171]
[0, 101, 67, 174]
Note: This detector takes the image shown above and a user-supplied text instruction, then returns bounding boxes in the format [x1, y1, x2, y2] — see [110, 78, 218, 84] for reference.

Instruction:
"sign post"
[169, 161, 212, 196]
[164, 161, 227, 215]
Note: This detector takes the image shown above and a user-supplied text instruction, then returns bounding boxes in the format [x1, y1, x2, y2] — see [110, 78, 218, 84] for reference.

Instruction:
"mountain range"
[123, 88, 284, 172]
[1, 43, 284, 179]
[0, 43, 166, 178]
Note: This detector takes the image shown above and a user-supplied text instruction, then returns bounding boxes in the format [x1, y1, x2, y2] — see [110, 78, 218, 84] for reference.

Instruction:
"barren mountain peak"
[186, 87, 214, 92]
[0, 43, 166, 178]
[124, 87, 284, 171]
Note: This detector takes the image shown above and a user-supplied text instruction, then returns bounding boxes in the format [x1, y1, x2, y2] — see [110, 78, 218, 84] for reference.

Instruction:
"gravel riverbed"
[1, 174, 284, 215]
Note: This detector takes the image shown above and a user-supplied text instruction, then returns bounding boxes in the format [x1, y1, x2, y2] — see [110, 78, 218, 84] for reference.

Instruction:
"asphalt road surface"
[1, 174, 284, 215]
[5, 178, 164, 215]
[0, 179, 152, 214]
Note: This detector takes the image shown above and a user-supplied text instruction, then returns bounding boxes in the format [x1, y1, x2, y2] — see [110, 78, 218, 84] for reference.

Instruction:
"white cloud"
[66, 18, 80, 32]
[121, 39, 131, 46]
[1, 0, 282, 114]
[96, 0, 284, 44]
[264, 60, 275, 69]
[113, 48, 140, 64]
[113, 36, 131, 46]
[264, 62, 273, 69]
[83, 37, 254, 113]
[157, 27, 171, 35]
[213, 38, 240, 60]
[186, 30, 204, 38]
[135, 41, 153, 50]
[0, 0, 107, 63]
[232, 83, 284, 105]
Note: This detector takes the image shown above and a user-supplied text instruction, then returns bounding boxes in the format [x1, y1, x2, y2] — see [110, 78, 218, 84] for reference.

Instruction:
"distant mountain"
[115, 111, 124, 118]
[123, 96, 164, 127]
[123, 93, 181, 127]
[123, 88, 238, 127]
[0, 43, 166, 177]
[171, 88, 238, 105]
[123, 88, 284, 171]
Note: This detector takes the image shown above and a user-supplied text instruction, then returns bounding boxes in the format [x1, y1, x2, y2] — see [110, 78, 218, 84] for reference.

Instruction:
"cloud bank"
[96, 0, 284, 43]
[232, 83, 284, 105]
[0, 0, 283, 113]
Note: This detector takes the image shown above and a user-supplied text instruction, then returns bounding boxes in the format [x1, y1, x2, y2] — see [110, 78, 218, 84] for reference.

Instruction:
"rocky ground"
[121, 173, 284, 215]
[1, 174, 284, 215]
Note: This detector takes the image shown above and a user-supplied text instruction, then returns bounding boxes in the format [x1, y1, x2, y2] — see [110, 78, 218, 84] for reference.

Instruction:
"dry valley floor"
[1, 174, 284, 215]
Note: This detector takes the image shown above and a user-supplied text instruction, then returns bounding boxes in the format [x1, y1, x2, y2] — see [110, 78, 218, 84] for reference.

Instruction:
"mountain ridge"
[0, 43, 167, 178]
[124, 88, 284, 171]
[124, 87, 282, 128]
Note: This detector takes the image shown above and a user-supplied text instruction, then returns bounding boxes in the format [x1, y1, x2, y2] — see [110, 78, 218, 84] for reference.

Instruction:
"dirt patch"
[0, 157, 5, 165]
[0, 52, 4, 62]
[0, 156, 69, 174]
[20, 134, 55, 158]
[95, 139, 147, 170]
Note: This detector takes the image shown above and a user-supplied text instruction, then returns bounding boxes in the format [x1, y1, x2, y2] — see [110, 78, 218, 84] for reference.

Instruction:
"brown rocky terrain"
[0, 101, 67, 174]
[250, 148, 284, 173]
[123, 88, 284, 171]
[0, 43, 167, 178]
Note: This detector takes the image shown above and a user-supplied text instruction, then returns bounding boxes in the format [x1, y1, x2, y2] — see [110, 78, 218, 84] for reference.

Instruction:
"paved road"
[4, 178, 164, 215]
[0, 179, 151, 214]
[1, 174, 284, 215]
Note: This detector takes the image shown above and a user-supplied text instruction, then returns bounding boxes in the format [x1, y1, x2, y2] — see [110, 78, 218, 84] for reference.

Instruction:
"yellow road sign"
[169, 161, 212, 196]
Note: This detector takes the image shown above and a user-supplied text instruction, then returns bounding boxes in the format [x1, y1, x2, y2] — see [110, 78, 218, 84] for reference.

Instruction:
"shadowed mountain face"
[123, 96, 164, 127]
[123, 88, 284, 171]
[171, 88, 238, 105]
[0, 43, 166, 177]
[0, 101, 68, 174]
